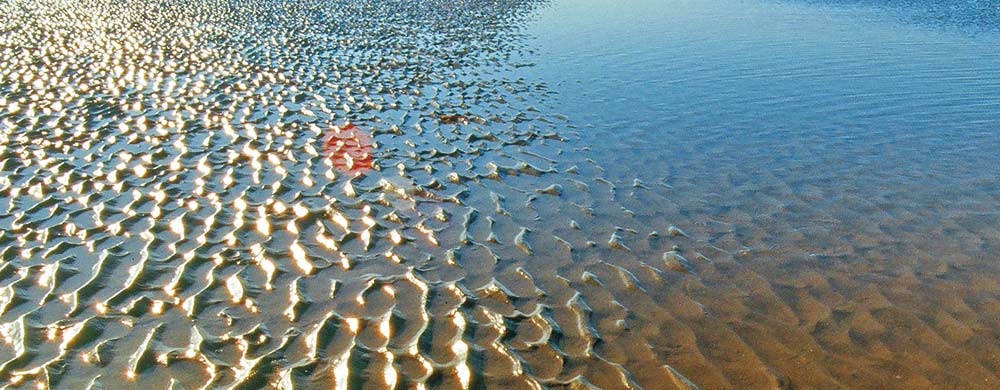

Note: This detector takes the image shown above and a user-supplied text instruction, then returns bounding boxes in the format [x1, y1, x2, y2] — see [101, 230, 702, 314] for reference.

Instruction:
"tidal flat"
[2, 0, 1000, 389]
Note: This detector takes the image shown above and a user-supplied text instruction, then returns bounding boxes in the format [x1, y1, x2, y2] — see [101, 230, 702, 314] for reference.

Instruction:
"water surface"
[522, 0, 1000, 387]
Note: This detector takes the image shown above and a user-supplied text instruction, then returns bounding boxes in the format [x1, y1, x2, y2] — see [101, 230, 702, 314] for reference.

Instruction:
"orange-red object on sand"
[323, 123, 373, 175]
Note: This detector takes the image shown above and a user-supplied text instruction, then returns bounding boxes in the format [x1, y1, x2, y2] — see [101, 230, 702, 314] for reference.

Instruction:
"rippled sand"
[4, 0, 1000, 389]
[0, 0, 699, 388]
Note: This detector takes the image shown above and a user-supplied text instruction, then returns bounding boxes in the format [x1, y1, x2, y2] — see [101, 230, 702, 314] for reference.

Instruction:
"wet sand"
[1, 0, 672, 388]
[3, 0, 1000, 389]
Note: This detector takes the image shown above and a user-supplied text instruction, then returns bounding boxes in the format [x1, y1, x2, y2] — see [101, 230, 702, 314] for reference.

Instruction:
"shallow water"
[2, 0, 1000, 389]
[523, 0, 1000, 388]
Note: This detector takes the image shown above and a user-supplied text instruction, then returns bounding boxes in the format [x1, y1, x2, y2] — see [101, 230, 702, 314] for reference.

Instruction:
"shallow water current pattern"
[3, 0, 1000, 389]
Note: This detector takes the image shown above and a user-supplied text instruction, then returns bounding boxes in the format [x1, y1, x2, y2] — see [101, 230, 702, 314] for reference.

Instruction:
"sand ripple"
[0, 0, 704, 388]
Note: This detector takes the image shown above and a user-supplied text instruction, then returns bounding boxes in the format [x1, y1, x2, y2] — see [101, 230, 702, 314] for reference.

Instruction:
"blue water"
[525, 0, 1000, 253]
[522, 0, 1000, 386]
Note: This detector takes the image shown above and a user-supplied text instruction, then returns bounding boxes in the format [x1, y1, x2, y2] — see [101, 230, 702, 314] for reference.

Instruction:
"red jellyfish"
[323, 123, 373, 175]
